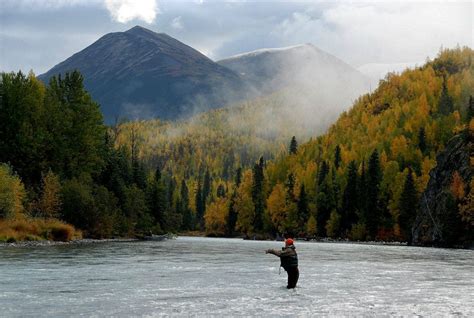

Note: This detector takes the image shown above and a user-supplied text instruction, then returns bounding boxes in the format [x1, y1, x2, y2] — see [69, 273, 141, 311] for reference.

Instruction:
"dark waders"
[285, 266, 299, 289]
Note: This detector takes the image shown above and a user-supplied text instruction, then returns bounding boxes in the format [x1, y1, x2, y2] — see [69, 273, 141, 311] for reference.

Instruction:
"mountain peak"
[125, 25, 160, 37]
[220, 43, 319, 62]
[38, 26, 245, 123]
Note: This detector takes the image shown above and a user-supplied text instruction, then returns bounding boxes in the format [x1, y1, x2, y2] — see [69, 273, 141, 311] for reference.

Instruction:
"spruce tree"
[468, 95, 474, 120]
[217, 184, 226, 198]
[285, 173, 296, 202]
[418, 127, 427, 153]
[227, 168, 242, 236]
[252, 157, 265, 231]
[316, 177, 334, 237]
[235, 167, 242, 187]
[366, 150, 382, 239]
[179, 179, 193, 230]
[342, 161, 358, 234]
[195, 179, 204, 230]
[147, 169, 167, 228]
[289, 136, 298, 154]
[399, 169, 418, 242]
[358, 160, 368, 216]
[297, 184, 309, 231]
[334, 145, 341, 169]
[438, 77, 454, 115]
[203, 170, 211, 200]
[317, 161, 329, 187]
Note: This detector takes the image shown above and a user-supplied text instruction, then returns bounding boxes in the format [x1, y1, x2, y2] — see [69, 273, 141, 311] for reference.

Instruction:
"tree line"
[1, 48, 473, 244]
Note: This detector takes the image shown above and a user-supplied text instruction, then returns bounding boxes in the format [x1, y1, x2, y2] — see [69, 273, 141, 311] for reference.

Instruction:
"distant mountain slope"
[39, 26, 247, 123]
[218, 44, 370, 109]
[40, 27, 369, 124]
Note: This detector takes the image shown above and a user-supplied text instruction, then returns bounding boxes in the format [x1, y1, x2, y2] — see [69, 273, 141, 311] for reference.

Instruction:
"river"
[1, 237, 473, 317]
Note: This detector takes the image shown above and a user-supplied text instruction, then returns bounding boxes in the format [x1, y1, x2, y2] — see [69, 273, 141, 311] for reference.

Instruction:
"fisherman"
[265, 238, 299, 289]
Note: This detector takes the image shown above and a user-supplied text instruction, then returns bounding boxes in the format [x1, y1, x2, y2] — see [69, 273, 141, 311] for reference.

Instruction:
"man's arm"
[265, 249, 281, 257]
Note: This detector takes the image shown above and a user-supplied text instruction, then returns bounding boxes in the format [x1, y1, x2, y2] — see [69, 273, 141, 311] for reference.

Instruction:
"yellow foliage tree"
[234, 171, 255, 235]
[325, 210, 341, 238]
[38, 170, 61, 218]
[0, 164, 26, 218]
[306, 214, 317, 237]
[204, 197, 228, 236]
[266, 183, 287, 233]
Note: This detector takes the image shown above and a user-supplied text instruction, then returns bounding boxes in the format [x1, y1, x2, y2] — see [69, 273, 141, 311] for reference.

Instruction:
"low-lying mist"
[115, 43, 372, 177]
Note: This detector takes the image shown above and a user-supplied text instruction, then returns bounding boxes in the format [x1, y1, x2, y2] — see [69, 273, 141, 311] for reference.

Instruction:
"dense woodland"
[1, 48, 473, 245]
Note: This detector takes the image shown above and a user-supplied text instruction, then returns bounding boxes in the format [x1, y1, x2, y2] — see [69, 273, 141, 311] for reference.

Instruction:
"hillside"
[115, 48, 473, 244]
[39, 26, 247, 123]
[258, 47, 474, 244]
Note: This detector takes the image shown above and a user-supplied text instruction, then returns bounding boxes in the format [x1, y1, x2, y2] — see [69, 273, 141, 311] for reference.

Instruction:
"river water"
[1, 237, 473, 317]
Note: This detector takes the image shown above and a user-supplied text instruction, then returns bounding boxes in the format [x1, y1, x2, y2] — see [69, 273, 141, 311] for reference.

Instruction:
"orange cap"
[285, 238, 294, 245]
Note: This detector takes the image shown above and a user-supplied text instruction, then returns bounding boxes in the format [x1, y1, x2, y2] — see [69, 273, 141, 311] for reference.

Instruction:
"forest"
[0, 47, 473, 246]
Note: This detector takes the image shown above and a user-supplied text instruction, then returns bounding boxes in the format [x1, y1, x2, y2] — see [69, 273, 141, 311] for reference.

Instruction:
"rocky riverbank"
[0, 238, 138, 248]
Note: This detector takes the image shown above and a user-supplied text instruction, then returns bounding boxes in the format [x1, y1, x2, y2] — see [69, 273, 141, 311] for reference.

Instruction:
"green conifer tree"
[438, 77, 454, 115]
[366, 150, 382, 239]
[289, 136, 298, 155]
[334, 145, 341, 169]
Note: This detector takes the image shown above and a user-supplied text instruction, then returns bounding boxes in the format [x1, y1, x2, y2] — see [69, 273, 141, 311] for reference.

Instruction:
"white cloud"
[104, 0, 159, 24]
[271, 2, 472, 67]
[171, 16, 184, 30]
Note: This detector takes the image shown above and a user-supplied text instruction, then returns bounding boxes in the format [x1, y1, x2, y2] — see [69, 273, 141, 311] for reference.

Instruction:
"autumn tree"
[325, 210, 341, 238]
[0, 163, 26, 218]
[38, 170, 61, 218]
[267, 183, 287, 233]
[306, 214, 317, 237]
[235, 170, 255, 235]
[205, 197, 228, 236]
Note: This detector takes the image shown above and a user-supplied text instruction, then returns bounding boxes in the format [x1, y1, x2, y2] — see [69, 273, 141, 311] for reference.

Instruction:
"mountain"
[40, 27, 369, 124]
[39, 26, 247, 123]
[218, 43, 370, 108]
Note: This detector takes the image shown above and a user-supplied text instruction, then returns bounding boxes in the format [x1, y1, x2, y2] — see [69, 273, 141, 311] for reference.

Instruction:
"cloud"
[171, 16, 184, 30]
[104, 0, 159, 24]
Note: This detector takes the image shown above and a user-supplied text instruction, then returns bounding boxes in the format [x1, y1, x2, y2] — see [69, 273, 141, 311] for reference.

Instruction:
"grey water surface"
[1, 237, 473, 317]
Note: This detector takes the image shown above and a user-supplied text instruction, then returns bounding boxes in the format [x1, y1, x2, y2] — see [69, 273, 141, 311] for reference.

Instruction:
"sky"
[0, 0, 472, 78]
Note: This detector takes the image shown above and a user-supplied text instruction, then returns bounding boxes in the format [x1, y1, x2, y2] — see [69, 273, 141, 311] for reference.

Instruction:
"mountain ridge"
[39, 26, 247, 123]
[39, 26, 369, 123]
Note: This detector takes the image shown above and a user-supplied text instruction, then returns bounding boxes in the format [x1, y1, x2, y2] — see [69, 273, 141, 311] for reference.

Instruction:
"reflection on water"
[1, 237, 473, 317]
